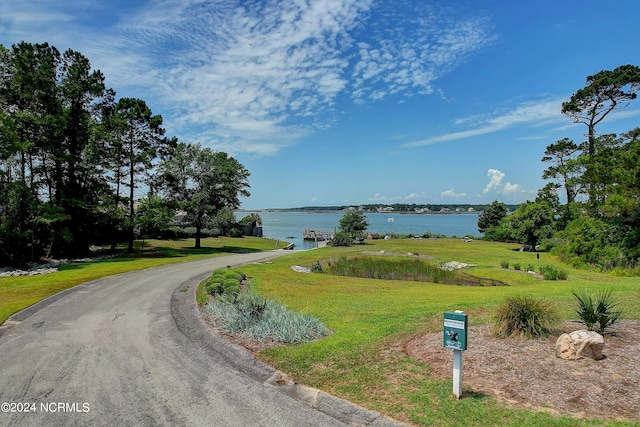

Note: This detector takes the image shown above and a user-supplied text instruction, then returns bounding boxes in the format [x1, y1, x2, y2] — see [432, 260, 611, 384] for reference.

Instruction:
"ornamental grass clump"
[493, 295, 560, 339]
[572, 288, 622, 335]
[204, 294, 330, 345]
[325, 256, 455, 284]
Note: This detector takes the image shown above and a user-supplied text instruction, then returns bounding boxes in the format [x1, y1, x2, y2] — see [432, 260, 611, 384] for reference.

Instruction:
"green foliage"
[486, 199, 558, 248]
[513, 263, 521, 271]
[541, 138, 584, 203]
[538, 265, 568, 280]
[328, 230, 354, 247]
[493, 295, 560, 339]
[205, 268, 245, 297]
[477, 200, 508, 233]
[204, 294, 330, 344]
[551, 216, 629, 270]
[324, 256, 460, 284]
[157, 142, 250, 249]
[572, 289, 623, 335]
[338, 210, 369, 238]
[501, 261, 509, 269]
[310, 261, 324, 273]
[239, 213, 262, 226]
[136, 195, 174, 252]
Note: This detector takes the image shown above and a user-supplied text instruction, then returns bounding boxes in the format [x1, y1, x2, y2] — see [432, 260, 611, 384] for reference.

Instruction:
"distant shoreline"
[237, 209, 480, 214]
[238, 203, 518, 213]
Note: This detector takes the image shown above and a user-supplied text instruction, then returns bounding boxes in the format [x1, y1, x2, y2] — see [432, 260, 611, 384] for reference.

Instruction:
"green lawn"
[239, 238, 639, 427]
[0, 236, 286, 324]
[3, 236, 638, 426]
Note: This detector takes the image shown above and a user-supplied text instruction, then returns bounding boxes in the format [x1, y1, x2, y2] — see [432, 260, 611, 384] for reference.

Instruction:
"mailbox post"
[444, 311, 468, 399]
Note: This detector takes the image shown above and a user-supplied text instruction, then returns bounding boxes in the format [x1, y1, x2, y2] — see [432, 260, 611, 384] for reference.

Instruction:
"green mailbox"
[443, 311, 468, 351]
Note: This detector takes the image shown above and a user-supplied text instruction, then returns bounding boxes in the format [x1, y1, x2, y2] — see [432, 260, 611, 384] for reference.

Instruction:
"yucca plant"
[493, 295, 560, 339]
[572, 288, 622, 335]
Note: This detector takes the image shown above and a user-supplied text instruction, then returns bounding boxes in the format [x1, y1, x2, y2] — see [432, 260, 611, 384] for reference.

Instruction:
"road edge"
[171, 259, 407, 427]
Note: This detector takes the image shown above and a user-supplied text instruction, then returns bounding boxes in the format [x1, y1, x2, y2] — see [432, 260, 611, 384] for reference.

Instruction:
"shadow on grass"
[462, 390, 490, 401]
[155, 245, 262, 257]
[55, 245, 262, 272]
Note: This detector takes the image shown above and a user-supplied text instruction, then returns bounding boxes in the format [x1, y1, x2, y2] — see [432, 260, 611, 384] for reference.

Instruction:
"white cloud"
[368, 192, 401, 202]
[404, 192, 425, 200]
[351, 4, 495, 103]
[405, 97, 566, 147]
[502, 182, 523, 196]
[0, 0, 496, 156]
[441, 188, 467, 198]
[483, 169, 505, 194]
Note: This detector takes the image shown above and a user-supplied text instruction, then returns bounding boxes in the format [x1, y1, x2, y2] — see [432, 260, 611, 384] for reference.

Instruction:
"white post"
[452, 349, 463, 399]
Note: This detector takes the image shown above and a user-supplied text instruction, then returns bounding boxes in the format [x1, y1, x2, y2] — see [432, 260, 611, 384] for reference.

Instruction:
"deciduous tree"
[477, 200, 507, 234]
[158, 142, 250, 248]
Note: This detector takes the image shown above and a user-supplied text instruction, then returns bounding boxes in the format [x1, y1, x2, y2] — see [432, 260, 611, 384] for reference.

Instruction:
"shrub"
[223, 278, 241, 296]
[205, 268, 245, 297]
[513, 263, 521, 271]
[539, 265, 568, 280]
[310, 261, 324, 273]
[525, 264, 535, 272]
[500, 261, 509, 269]
[328, 231, 353, 247]
[572, 288, 622, 335]
[205, 280, 224, 296]
[493, 295, 560, 339]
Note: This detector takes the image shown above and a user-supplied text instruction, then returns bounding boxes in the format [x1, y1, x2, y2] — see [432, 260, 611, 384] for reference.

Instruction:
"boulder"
[555, 330, 605, 360]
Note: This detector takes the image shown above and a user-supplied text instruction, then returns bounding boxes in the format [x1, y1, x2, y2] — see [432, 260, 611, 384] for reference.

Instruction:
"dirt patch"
[405, 320, 640, 422]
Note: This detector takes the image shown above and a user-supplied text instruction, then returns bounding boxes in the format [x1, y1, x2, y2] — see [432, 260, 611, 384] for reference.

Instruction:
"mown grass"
[4, 235, 639, 426]
[239, 238, 640, 427]
[0, 236, 286, 324]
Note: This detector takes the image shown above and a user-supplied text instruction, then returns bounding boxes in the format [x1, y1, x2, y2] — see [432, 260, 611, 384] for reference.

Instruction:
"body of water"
[237, 211, 481, 250]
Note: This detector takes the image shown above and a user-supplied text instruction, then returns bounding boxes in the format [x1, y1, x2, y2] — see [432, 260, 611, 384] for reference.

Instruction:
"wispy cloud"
[441, 188, 467, 198]
[503, 182, 525, 196]
[0, 0, 496, 156]
[404, 97, 566, 147]
[404, 192, 426, 200]
[352, 4, 495, 103]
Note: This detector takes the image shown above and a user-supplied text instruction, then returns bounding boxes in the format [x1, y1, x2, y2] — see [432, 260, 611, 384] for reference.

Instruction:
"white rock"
[556, 330, 605, 360]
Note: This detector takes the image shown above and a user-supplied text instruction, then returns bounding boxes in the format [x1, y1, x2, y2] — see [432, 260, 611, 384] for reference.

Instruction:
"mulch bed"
[405, 320, 640, 422]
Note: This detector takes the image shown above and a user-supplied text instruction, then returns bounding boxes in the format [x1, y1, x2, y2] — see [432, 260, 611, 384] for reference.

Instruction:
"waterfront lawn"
[240, 238, 640, 427]
[0, 236, 285, 324]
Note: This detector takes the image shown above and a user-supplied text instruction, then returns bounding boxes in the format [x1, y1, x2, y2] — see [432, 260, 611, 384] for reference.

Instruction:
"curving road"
[0, 252, 401, 427]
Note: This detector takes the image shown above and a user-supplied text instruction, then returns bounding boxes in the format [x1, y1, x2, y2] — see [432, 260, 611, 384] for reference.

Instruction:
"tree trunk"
[195, 225, 202, 249]
[127, 131, 135, 253]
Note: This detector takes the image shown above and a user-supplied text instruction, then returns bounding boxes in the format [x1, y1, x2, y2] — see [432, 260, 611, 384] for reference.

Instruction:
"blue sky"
[2, 1, 639, 209]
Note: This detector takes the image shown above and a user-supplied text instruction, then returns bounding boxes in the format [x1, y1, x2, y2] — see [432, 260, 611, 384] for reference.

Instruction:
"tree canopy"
[483, 64, 640, 271]
[157, 142, 250, 249]
[0, 41, 251, 266]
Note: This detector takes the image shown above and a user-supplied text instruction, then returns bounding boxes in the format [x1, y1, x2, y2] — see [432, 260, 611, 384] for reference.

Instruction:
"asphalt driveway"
[0, 252, 402, 427]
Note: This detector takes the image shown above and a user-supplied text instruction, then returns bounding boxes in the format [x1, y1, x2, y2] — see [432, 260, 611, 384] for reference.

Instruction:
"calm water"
[237, 211, 481, 250]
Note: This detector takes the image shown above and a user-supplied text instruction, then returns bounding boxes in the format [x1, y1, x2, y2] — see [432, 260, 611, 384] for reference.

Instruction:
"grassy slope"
[241, 238, 638, 427]
[0, 237, 286, 323]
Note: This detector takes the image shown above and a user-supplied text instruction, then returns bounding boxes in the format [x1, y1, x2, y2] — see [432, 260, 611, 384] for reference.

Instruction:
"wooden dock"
[303, 228, 334, 241]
